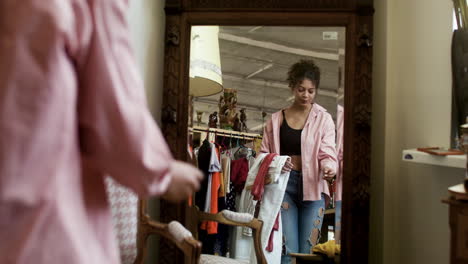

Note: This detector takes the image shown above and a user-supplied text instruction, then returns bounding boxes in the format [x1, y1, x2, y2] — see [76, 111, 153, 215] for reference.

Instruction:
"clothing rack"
[190, 126, 262, 140]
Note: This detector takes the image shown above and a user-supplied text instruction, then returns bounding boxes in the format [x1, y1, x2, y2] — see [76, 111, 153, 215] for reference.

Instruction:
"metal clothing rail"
[189, 126, 262, 140]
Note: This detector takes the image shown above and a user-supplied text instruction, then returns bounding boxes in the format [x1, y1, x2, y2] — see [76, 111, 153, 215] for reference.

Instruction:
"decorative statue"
[218, 95, 224, 111]
[240, 108, 247, 132]
[233, 113, 241, 131]
[219, 95, 229, 125]
[208, 111, 218, 128]
[218, 88, 238, 130]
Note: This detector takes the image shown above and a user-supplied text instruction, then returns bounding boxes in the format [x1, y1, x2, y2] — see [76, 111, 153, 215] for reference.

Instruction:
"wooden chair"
[134, 200, 202, 264]
[188, 205, 267, 264]
[134, 200, 267, 264]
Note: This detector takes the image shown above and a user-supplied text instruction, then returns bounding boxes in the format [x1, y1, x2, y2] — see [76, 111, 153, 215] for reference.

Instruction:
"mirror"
[159, 1, 374, 264]
[191, 26, 345, 133]
[190, 25, 345, 263]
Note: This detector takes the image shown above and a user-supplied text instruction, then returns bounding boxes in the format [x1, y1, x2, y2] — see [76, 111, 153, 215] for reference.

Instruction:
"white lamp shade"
[190, 26, 223, 97]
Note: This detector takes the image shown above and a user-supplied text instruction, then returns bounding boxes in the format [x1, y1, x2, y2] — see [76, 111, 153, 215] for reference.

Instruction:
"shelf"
[402, 149, 466, 169]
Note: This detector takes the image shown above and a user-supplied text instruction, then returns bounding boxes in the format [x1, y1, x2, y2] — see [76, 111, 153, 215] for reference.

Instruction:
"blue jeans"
[280, 170, 326, 264]
[335, 200, 342, 244]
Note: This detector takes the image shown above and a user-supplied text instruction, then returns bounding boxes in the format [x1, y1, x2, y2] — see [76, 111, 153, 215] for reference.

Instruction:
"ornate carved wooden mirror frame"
[158, 1, 374, 263]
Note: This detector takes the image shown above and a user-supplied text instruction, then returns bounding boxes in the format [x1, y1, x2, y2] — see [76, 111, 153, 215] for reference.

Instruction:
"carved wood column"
[341, 1, 373, 264]
[159, 2, 188, 264]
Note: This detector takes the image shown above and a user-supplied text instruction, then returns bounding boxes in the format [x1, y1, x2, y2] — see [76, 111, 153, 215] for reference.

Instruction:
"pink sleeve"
[318, 115, 338, 172]
[75, 0, 172, 197]
[260, 119, 273, 153]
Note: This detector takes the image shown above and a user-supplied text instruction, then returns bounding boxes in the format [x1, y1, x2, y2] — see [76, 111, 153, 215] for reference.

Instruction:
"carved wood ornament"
[156, 1, 374, 263]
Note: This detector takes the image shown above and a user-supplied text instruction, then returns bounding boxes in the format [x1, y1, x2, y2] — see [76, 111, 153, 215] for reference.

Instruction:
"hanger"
[216, 133, 229, 154]
[221, 135, 230, 154]
[234, 135, 250, 159]
[227, 133, 233, 155]
[203, 128, 210, 143]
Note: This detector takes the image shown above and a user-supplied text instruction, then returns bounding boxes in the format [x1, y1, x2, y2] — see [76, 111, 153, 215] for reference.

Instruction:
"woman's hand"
[281, 159, 293, 173]
[162, 160, 203, 203]
[322, 166, 336, 181]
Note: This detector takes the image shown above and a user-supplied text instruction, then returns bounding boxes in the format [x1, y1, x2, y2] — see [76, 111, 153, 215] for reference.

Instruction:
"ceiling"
[192, 26, 346, 133]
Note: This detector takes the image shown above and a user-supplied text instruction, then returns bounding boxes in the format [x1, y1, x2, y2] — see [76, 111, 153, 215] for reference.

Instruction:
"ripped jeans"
[280, 170, 325, 264]
[334, 200, 342, 244]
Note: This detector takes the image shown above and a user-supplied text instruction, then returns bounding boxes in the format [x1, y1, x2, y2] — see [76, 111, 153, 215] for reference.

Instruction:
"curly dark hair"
[287, 59, 320, 89]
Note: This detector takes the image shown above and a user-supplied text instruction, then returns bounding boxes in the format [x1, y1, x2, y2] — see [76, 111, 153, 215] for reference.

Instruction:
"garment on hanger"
[194, 132, 262, 256]
[230, 153, 290, 263]
[250, 153, 277, 201]
[201, 143, 222, 234]
[247, 154, 291, 264]
[220, 155, 231, 197]
[213, 154, 231, 256]
[196, 140, 212, 210]
[230, 158, 249, 192]
[196, 141, 217, 254]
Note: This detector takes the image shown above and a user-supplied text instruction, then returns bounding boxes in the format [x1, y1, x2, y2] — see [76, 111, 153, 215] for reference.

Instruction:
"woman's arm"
[76, 0, 174, 197]
[318, 115, 338, 177]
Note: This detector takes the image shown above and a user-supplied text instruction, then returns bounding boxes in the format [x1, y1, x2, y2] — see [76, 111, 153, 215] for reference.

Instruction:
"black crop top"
[280, 110, 302, 156]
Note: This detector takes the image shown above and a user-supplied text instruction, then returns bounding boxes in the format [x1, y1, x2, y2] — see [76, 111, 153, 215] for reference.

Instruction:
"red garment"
[251, 153, 277, 201]
[249, 153, 279, 252]
[230, 158, 249, 192]
[266, 214, 280, 252]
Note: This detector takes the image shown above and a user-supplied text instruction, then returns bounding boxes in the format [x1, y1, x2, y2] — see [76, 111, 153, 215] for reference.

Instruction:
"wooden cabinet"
[443, 197, 468, 264]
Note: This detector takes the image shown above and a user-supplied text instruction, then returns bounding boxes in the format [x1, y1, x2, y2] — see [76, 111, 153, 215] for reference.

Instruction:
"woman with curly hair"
[260, 59, 337, 264]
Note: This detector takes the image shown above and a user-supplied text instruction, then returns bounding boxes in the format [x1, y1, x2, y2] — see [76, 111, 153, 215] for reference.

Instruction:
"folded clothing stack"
[312, 240, 341, 258]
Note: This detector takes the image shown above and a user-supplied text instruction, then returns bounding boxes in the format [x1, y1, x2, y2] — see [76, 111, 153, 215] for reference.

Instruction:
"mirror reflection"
[188, 26, 345, 263]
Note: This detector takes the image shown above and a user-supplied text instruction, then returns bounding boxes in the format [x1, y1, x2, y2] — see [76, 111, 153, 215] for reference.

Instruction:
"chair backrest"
[134, 201, 266, 264]
[188, 205, 267, 264]
[135, 200, 202, 264]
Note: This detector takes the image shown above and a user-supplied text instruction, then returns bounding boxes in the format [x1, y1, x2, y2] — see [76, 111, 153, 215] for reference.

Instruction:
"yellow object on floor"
[312, 240, 341, 258]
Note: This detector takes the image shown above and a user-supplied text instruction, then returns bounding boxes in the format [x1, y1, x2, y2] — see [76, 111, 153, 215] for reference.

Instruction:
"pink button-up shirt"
[0, 1, 173, 263]
[260, 103, 337, 201]
[335, 105, 344, 201]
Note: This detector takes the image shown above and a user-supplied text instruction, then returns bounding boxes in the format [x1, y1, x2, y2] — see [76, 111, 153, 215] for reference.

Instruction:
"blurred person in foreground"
[0, 1, 202, 263]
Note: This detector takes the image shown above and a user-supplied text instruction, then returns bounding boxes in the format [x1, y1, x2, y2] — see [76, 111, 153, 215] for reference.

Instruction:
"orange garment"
[200, 147, 221, 234]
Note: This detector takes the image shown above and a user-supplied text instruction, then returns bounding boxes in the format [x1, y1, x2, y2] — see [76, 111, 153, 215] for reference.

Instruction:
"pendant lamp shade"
[190, 26, 223, 97]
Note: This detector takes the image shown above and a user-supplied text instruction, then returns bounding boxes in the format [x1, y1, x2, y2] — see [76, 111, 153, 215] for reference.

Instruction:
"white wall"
[128, 0, 166, 120]
[370, 0, 388, 262]
[372, 0, 466, 263]
[127, 1, 166, 263]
